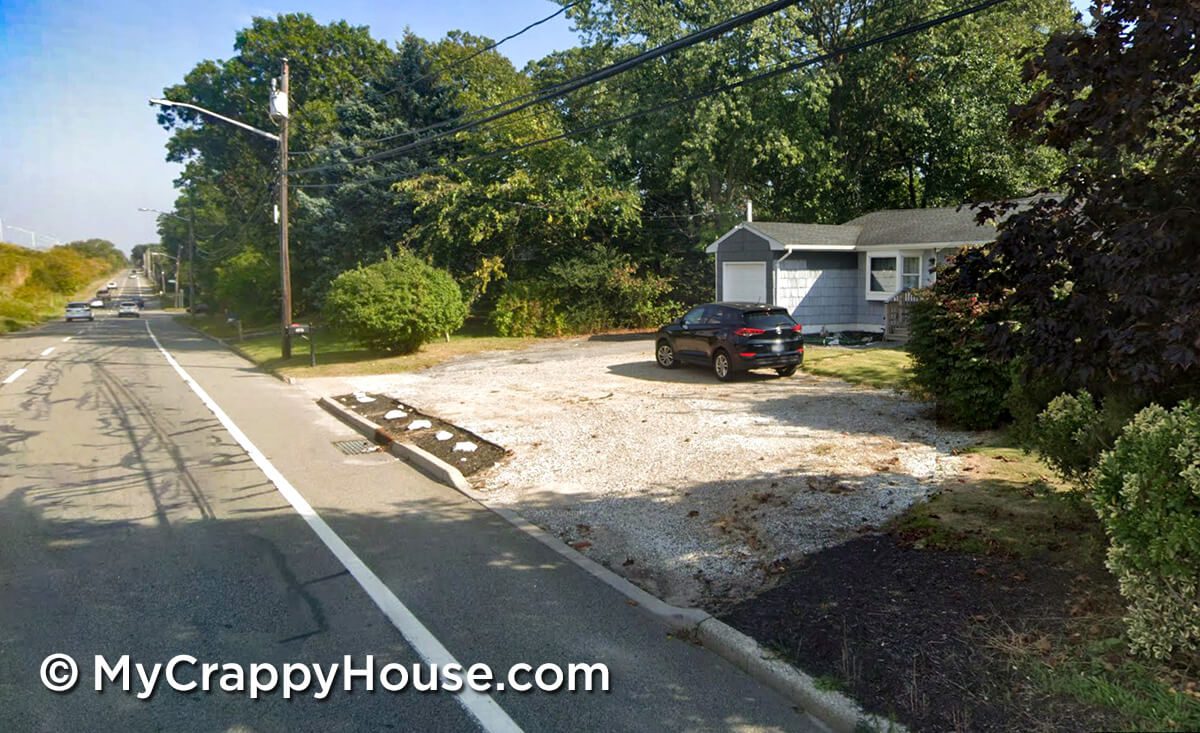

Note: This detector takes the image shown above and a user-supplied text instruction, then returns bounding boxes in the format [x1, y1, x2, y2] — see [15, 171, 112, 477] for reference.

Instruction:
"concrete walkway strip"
[2, 368, 27, 385]
[143, 322, 523, 733]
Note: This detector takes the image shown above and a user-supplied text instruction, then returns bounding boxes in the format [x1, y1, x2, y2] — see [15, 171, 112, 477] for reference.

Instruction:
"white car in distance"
[65, 302, 94, 322]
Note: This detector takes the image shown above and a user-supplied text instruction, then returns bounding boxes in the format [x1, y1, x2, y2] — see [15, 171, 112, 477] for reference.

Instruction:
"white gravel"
[304, 337, 973, 608]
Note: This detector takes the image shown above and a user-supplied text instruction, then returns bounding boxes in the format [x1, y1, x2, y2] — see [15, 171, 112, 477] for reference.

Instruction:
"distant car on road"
[106, 281, 117, 289]
[655, 302, 804, 381]
[89, 298, 105, 309]
[117, 302, 140, 318]
[65, 302, 94, 322]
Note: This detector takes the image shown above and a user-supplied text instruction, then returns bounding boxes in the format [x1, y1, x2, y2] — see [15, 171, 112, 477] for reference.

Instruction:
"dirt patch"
[333, 393, 507, 476]
[720, 532, 1124, 732]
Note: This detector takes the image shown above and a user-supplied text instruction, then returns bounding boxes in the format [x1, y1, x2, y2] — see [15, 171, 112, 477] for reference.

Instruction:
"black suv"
[654, 302, 804, 381]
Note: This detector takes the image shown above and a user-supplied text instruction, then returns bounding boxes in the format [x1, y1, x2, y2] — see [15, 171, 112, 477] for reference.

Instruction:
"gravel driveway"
[303, 335, 972, 609]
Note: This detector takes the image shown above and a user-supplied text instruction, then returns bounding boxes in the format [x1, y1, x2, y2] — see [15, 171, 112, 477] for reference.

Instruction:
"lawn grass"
[890, 432, 1200, 730]
[801, 344, 912, 391]
[184, 315, 535, 378]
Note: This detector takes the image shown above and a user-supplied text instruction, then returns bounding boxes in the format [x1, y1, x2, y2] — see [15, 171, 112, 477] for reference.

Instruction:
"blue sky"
[0, 0, 580, 250]
[0, 0, 1092, 252]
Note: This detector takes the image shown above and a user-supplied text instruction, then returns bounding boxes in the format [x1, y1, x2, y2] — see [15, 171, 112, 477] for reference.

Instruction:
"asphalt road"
[0, 272, 822, 732]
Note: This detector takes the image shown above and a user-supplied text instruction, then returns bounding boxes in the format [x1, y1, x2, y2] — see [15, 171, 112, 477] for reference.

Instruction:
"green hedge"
[324, 251, 467, 353]
[907, 291, 1012, 429]
[491, 246, 677, 337]
[1090, 401, 1200, 661]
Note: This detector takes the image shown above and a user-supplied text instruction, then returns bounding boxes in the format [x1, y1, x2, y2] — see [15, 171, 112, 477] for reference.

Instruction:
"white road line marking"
[62, 336, 72, 342]
[2, 368, 27, 385]
[40, 347, 55, 357]
[142, 322, 522, 733]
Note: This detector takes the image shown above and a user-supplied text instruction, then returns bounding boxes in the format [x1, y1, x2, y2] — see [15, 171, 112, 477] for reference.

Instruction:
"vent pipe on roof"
[746, 199, 753, 222]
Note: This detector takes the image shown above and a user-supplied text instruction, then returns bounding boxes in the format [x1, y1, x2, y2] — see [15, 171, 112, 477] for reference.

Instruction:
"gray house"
[705, 204, 1007, 333]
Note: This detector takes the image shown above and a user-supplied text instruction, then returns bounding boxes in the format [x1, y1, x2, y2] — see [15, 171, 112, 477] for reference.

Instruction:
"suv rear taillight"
[733, 327, 765, 337]
[792, 324, 803, 333]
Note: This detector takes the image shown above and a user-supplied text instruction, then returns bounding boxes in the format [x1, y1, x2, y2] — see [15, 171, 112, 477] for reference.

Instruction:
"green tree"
[157, 14, 395, 315]
[394, 32, 640, 297]
[293, 32, 463, 306]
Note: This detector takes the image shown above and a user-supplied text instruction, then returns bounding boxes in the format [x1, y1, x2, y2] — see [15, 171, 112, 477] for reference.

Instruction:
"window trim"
[865, 251, 900, 301]
[866, 250, 928, 300]
[901, 254, 922, 292]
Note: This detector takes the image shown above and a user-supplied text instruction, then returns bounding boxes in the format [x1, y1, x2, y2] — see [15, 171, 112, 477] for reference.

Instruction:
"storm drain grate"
[332, 438, 378, 455]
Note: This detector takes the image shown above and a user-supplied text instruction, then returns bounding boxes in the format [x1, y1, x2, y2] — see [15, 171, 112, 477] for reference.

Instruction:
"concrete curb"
[696, 618, 903, 733]
[317, 397, 472, 493]
[316, 391, 901, 733]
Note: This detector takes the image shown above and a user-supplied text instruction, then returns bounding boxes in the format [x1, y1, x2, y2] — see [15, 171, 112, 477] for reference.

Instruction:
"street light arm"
[149, 98, 280, 142]
[138, 207, 188, 223]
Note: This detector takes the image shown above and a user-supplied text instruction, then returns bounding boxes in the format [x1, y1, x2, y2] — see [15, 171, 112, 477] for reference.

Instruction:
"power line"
[295, 0, 1012, 192]
[289, 0, 805, 177]
[289, 0, 930, 162]
[288, 3, 581, 159]
[398, 1, 580, 93]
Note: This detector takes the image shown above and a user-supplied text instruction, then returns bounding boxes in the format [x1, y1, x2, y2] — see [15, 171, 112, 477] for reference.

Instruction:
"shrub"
[0, 297, 39, 332]
[1007, 366, 1073, 446]
[324, 251, 467, 353]
[1090, 401, 1200, 661]
[491, 247, 678, 337]
[1034, 391, 1104, 484]
[490, 281, 567, 337]
[547, 246, 678, 331]
[1033, 390, 1146, 485]
[907, 291, 1012, 429]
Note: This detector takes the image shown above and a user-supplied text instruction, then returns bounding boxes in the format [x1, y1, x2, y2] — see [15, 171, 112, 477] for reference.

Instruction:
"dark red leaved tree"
[944, 0, 1200, 401]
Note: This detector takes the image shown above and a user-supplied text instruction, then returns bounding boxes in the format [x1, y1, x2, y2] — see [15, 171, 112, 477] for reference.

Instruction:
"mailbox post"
[288, 323, 316, 367]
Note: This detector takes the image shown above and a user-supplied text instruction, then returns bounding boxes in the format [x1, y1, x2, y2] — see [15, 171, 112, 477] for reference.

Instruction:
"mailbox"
[286, 323, 317, 367]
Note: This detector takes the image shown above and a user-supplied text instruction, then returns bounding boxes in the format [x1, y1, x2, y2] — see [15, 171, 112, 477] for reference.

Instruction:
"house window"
[868, 256, 897, 296]
[902, 256, 921, 291]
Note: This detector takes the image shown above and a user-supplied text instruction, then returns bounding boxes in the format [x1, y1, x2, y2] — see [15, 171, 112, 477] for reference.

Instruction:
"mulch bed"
[719, 533, 1123, 732]
[334, 393, 507, 477]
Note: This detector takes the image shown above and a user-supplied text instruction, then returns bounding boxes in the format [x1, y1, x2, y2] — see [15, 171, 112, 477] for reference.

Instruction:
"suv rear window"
[67, 302, 90, 309]
[743, 309, 796, 329]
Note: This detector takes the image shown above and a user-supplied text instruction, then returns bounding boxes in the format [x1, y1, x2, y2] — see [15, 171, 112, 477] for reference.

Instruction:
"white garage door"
[722, 262, 767, 303]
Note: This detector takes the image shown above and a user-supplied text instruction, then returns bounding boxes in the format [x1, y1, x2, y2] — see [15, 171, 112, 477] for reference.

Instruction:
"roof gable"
[744, 221, 861, 248]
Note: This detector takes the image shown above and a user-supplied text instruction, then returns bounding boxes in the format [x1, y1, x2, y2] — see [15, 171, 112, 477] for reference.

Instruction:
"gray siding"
[782, 252, 860, 326]
[714, 229, 774, 301]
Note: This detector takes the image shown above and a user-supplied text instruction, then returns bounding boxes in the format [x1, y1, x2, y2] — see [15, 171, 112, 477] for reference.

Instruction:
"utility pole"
[187, 199, 196, 320]
[277, 58, 293, 359]
[150, 69, 290, 357]
[173, 240, 182, 308]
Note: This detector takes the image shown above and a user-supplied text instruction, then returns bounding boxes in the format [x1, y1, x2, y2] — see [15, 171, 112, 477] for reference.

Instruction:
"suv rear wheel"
[713, 350, 735, 382]
[655, 340, 679, 369]
[775, 365, 798, 377]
